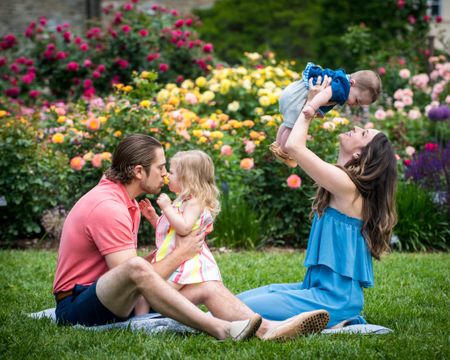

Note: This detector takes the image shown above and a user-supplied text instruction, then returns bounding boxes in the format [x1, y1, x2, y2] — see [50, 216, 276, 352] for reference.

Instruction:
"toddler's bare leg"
[134, 295, 150, 315]
[168, 281, 184, 291]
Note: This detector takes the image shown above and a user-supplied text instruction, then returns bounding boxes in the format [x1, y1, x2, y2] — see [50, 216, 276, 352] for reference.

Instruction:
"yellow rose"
[83, 151, 94, 161]
[101, 152, 112, 161]
[202, 91, 215, 102]
[51, 133, 64, 144]
[195, 77, 207, 88]
[141, 71, 151, 79]
[140, 100, 151, 108]
[220, 79, 231, 94]
[199, 136, 208, 143]
[166, 83, 176, 91]
[0, 110, 8, 117]
[259, 96, 271, 107]
[157, 89, 170, 103]
[114, 130, 122, 137]
[98, 116, 107, 123]
[114, 83, 124, 90]
[123, 85, 133, 92]
[210, 131, 224, 139]
[193, 130, 203, 137]
[243, 120, 255, 127]
[181, 80, 194, 89]
[254, 107, 264, 115]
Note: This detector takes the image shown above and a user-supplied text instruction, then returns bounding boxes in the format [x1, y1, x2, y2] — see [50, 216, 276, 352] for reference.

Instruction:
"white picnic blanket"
[29, 308, 392, 335]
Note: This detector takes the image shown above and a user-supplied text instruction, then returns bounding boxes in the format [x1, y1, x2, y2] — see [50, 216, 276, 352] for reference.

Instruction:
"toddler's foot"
[269, 142, 297, 168]
[228, 314, 262, 341]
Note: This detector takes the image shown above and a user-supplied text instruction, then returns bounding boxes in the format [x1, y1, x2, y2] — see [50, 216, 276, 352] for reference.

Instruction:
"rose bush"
[0, 0, 215, 105]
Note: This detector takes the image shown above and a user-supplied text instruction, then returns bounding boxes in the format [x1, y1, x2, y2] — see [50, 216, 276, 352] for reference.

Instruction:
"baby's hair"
[350, 70, 382, 103]
[170, 150, 220, 218]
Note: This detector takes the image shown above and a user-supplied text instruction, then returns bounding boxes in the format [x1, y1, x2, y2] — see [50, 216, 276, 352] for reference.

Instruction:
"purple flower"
[406, 141, 450, 204]
[428, 105, 450, 122]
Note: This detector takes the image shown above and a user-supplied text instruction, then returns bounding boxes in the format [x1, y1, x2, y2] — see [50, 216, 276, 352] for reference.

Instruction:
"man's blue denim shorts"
[55, 282, 131, 326]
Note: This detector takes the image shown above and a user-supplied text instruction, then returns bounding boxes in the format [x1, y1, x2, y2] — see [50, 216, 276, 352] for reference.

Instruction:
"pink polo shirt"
[53, 177, 140, 293]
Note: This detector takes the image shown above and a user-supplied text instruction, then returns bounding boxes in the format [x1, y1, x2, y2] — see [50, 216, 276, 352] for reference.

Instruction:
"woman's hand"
[306, 75, 331, 102]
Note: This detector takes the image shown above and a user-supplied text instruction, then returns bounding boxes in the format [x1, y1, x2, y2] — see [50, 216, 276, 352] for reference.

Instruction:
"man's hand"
[157, 193, 172, 210]
[174, 229, 205, 261]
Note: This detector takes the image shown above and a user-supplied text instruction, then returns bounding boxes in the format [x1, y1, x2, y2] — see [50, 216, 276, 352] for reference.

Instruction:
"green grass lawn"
[0, 250, 449, 359]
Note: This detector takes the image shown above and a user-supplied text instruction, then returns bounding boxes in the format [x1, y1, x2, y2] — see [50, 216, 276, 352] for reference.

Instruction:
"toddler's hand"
[139, 198, 157, 221]
[157, 193, 172, 210]
[302, 104, 316, 119]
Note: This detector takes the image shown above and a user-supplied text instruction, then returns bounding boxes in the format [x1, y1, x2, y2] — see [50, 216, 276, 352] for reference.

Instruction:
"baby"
[270, 62, 381, 167]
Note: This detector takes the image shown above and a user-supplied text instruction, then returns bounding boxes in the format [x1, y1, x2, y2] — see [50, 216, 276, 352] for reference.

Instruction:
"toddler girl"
[136, 150, 221, 314]
[270, 62, 382, 167]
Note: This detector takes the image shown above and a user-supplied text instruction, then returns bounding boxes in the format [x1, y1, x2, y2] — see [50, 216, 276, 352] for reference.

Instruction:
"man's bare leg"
[96, 257, 250, 339]
[180, 281, 277, 337]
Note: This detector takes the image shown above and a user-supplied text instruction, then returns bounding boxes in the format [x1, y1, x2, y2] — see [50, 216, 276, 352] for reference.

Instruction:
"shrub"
[0, 1, 215, 104]
[0, 111, 70, 241]
[394, 182, 449, 251]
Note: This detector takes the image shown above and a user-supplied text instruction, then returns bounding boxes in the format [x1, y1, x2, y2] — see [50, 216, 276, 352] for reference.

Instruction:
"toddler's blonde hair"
[170, 150, 220, 218]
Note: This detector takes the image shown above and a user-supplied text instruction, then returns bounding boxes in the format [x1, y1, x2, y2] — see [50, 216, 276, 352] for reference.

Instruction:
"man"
[53, 134, 326, 340]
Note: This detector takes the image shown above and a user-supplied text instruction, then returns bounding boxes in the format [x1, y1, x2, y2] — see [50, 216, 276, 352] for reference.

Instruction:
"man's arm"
[151, 230, 204, 279]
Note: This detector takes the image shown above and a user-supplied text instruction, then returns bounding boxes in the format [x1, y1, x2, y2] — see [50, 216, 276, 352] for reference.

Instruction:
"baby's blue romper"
[279, 62, 351, 127]
[238, 207, 374, 327]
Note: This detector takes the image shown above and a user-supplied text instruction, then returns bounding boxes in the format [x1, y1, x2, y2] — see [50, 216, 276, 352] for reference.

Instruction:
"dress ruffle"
[304, 207, 374, 288]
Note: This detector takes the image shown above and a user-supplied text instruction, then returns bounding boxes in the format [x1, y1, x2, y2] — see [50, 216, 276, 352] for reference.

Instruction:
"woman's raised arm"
[285, 77, 355, 197]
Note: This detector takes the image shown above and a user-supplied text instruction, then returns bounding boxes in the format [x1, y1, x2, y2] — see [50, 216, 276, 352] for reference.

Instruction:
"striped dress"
[152, 198, 222, 284]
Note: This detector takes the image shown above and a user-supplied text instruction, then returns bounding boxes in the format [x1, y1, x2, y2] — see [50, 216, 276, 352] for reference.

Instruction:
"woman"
[238, 76, 397, 332]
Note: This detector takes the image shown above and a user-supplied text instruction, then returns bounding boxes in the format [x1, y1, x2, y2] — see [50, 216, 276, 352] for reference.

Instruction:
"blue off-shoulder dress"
[237, 207, 374, 328]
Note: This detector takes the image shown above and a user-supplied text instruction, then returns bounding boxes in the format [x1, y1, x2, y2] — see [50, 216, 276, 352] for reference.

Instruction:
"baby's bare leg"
[278, 126, 292, 152]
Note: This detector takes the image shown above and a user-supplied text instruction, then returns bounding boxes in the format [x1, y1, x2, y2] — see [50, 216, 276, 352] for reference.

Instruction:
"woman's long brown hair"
[312, 133, 397, 260]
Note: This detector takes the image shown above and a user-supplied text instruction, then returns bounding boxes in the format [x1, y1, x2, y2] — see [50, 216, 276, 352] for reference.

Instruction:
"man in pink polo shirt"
[53, 133, 323, 340]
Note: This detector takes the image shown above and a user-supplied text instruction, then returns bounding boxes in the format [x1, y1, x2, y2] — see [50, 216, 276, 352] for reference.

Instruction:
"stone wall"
[0, 0, 215, 37]
[0, 0, 86, 36]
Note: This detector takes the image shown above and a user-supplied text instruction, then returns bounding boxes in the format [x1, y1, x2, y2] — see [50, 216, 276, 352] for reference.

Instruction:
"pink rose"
[220, 145, 233, 157]
[405, 146, 415, 156]
[377, 67, 386, 75]
[67, 61, 79, 71]
[286, 174, 301, 189]
[147, 53, 160, 62]
[70, 156, 85, 171]
[185, 92, 198, 105]
[203, 43, 213, 53]
[175, 19, 184, 28]
[244, 140, 256, 154]
[159, 63, 168, 72]
[240, 158, 254, 170]
[139, 29, 148, 37]
[91, 154, 103, 168]
[374, 109, 386, 120]
[399, 68, 411, 79]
